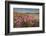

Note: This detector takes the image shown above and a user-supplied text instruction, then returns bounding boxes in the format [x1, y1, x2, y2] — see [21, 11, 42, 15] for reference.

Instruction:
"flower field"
[13, 13, 39, 28]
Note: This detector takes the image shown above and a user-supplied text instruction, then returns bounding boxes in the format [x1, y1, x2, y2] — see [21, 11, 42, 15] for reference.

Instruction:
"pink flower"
[23, 16, 27, 22]
[14, 15, 33, 27]
[15, 16, 23, 27]
[27, 16, 33, 21]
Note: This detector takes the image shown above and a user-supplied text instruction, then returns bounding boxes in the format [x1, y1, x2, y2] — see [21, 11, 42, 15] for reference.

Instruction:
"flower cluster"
[14, 15, 39, 27]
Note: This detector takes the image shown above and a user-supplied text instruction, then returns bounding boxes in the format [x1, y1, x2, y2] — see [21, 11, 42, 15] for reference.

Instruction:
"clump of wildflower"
[14, 15, 38, 27]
